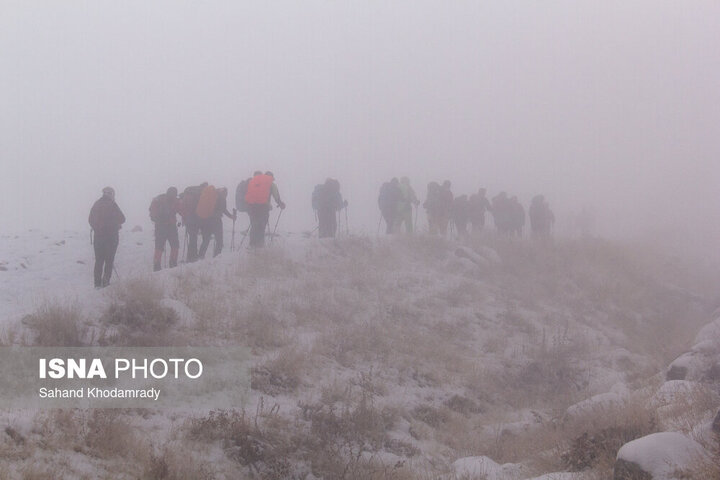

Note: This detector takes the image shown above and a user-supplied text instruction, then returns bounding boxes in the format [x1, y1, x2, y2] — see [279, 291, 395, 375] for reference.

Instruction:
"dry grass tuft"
[21, 301, 88, 347]
[100, 277, 178, 346]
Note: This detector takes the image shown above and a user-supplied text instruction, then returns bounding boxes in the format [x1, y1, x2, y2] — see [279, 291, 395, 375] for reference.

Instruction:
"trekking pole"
[182, 228, 188, 262]
[90, 229, 94, 245]
[231, 209, 237, 252]
[239, 225, 250, 249]
[377, 216, 382, 236]
[413, 205, 418, 233]
[271, 209, 284, 244]
[345, 206, 349, 236]
[113, 265, 121, 280]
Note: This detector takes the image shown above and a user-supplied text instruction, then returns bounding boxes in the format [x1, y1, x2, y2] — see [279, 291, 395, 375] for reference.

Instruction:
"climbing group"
[88, 173, 554, 287]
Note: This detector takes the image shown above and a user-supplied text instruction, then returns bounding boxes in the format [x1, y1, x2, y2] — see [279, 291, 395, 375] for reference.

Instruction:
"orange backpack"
[245, 174, 273, 205]
[196, 185, 218, 219]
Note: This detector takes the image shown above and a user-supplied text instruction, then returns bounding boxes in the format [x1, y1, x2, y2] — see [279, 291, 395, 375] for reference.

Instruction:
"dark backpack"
[311, 184, 323, 211]
[179, 186, 202, 219]
[378, 182, 397, 211]
[149, 195, 163, 223]
[235, 180, 249, 212]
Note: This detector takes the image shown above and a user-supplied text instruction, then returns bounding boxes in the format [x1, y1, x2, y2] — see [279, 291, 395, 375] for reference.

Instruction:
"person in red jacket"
[150, 187, 181, 271]
[245, 171, 285, 247]
[88, 187, 126, 288]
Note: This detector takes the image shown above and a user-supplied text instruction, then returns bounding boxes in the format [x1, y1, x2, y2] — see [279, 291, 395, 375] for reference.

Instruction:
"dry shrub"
[21, 301, 88, 347]
[83, 409, 141, 459]
[143, 446, 214, 480]
[187, 402, 296, 478]
[100, 277, 178, 346]
[232, 302, 289, 351]
[250, 348, 308, 396]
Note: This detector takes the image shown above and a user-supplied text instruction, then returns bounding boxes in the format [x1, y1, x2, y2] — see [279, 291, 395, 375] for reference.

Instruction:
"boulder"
[614, 432, 706, 479]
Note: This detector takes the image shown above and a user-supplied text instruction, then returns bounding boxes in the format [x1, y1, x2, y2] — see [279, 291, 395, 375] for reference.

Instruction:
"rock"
[132, 225, 143, 232]
[614, 432, 707, 480]
[665, 364, 687, 381]
[476, 245, 502, 264]
[712, 410, 720, 434]
[452, 456, 525, 479]
[454, 247, 489, 267]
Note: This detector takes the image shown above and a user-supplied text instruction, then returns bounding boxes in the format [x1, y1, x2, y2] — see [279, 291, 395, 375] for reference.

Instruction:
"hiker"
[510, 196, 525, 237]
[452, 194, 470, 238]
[179, 182, 207, 262]
[88, 187, 125, 288]
[529, 195, 555, 237]
[397, 177, 420, 233]
[491, 192, 512, 235]
[378, 178, 402, 234]
[423, 182, 442, 235]
[245, 171, 285, 248]
[437, 180, 454, 236]
[149, 187, 181, 271]
[312, 178, 347, 238]
[199, 187, 236, 258]
[468, 188, 492, 234]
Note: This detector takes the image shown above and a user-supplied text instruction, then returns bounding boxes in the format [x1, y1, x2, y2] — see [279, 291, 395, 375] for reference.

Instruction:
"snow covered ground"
[0, 227, 718, 479]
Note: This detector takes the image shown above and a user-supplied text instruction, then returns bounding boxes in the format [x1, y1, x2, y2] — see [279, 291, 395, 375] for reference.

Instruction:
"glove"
[177, 222, 182, 228]
[278, 202, 286, 210]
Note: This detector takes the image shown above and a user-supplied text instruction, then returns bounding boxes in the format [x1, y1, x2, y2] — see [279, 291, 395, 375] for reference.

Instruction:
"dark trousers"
[381, 209, 395, 234]
[186, 221, 200, 262]
[318, 208, 337, 238]
[247, 204, 270, 247]
[93, 232, 119, 288]
[154, 223, 179, 270]
[199, 217, 224, 258]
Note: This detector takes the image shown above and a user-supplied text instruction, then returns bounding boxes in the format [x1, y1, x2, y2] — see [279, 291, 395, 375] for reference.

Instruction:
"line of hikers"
[88, 173, 554, 288]
[379, 178, 555, 239]
[88, 171, 286, 287]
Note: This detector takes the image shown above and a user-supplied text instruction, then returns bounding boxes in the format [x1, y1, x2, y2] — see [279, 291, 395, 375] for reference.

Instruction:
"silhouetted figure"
[423, 182, 442, 235]
[179, 182, 207, 262]
[529, 195, 555, 237]
[199, 187, 235, 257]
[245, 171, 285, 248]
[89, 187, 125, 288]
[378, 178, 402, 234]
[492, 192, 512, 235]
[437, 180, 454, 236]
[313, 178, 346, 238]
[510, 196, 525, 237]
[150, 187, 180, 271]
[397, 177, 419, 233]
[452, 194, 470, 238]
[468, 188, 492, 234]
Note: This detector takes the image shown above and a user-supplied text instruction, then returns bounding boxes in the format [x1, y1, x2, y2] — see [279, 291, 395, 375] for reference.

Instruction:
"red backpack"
[196, 186, 218, 219]
[245, 175, 273, 205]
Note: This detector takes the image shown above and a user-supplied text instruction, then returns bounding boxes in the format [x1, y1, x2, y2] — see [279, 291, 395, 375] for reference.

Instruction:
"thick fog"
[2, 1, 718, 255]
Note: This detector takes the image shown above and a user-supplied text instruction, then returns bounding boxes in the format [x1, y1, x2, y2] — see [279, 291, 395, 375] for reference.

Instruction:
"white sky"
[1, 1, 718, 248]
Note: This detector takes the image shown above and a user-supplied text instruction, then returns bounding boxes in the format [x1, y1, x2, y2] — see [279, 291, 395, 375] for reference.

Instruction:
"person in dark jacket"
[468, 188, 492, 234]
[151, 187, 181, 271]
[88, 187, 125, 288]
[245, 171, 285, 248]
[199, 187, 236, 258]
[378, 178, 403, 234]
[313, 178, 347, 238]
[510, 196, 525, 237]
[179, 182, 207, 263]
[529, 195, 555, 237]
[437, 180, 454, 236]
[452, 194, 470, 238]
